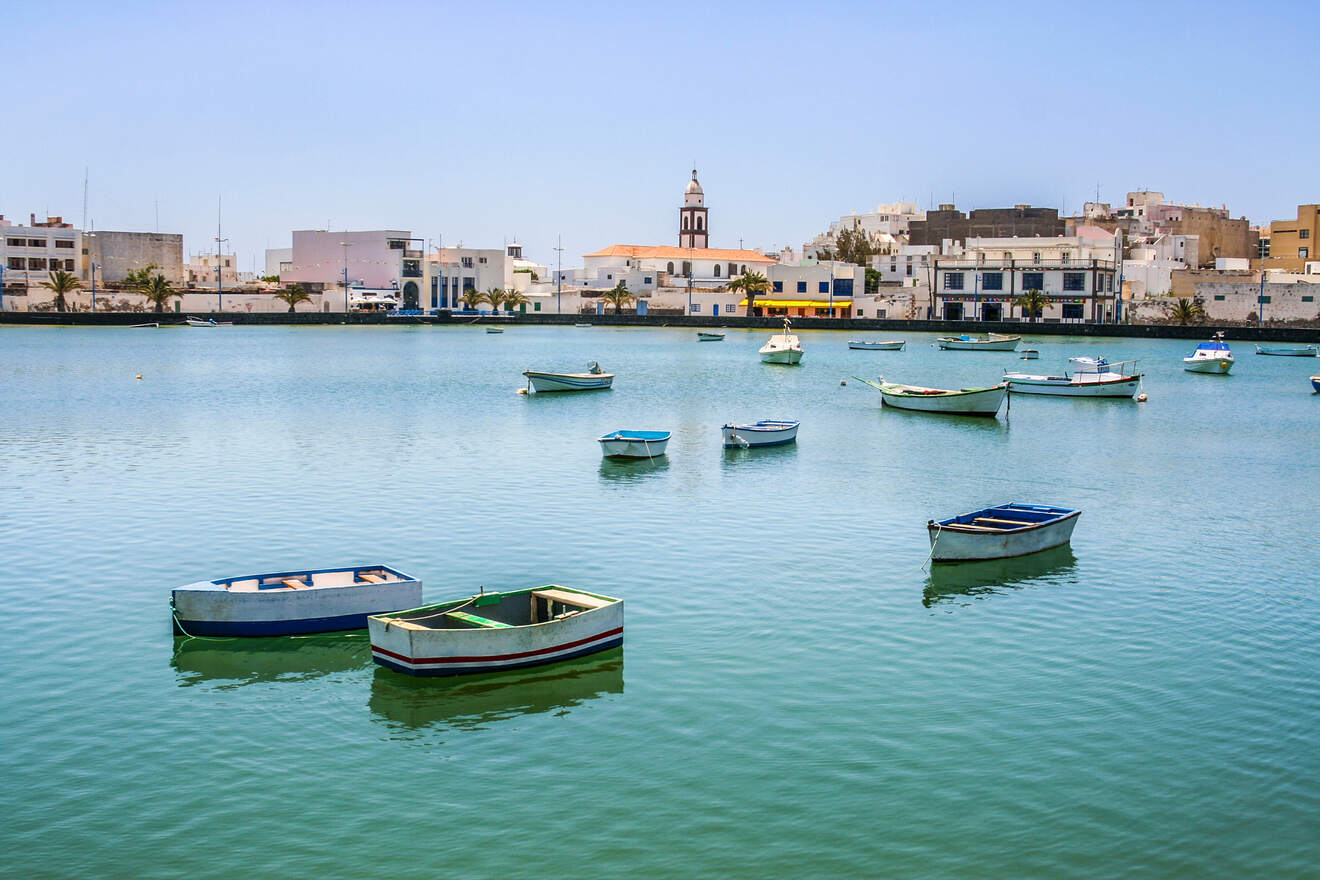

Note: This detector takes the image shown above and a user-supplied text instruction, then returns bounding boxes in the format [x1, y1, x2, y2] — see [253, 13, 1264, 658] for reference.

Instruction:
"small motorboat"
[523, 362, 614, 392]
[598, 430, 671, 459]
[937, 333, 1020, 351]
[1019, 349, 1039, 359]
[927, 503, 1081, 562]
[370, 585, 624, 677]
[486, 327, 505, 334]
[853, 376, 1007, 416]
[185, 317, 233, 327]
[1255, 344, 1317, 356]
[848, 340, 905, 350]
[759, 317, 803, 364]
[171, 564, 422, 637]
[697, 332, 725, 341]
[722, 419, 799, 448]
[1005, 357, 1143, 398]
[1184, 332, 1234, 373]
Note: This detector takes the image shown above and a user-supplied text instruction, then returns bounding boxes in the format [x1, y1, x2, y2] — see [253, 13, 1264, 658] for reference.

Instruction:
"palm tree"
[1165, 297, 1206, 325]
[481, 287, 509, 313]
[138, 274, 180, 313]
[727, 271, 771, 316]
[41, 269, 83, 312]
[1013, 288, 1048, 322]
[459, 287, 484, 311]
[500, 289, 530, 313]
[600, 281, 636, 315]
[273, 283, 312, 313]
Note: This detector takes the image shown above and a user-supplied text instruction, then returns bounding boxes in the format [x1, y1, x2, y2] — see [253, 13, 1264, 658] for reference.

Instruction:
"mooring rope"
[921, 524, 943, 571]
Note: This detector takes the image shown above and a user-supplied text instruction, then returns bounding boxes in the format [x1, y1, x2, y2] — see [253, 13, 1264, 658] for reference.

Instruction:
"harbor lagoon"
[1, 324, 1318, 879]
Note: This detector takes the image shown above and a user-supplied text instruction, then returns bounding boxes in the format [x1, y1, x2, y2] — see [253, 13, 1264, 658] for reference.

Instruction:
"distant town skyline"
[6, 0, 1317, 269]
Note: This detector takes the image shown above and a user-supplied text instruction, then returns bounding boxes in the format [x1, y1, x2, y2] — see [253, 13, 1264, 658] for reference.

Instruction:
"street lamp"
[85, 231, 97, 312]
[91, 262, 101, 312]
[340, 240, 353, 312]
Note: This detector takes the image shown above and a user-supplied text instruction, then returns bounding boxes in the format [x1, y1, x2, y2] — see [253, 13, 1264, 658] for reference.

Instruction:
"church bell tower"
[678, 169, 708, 249]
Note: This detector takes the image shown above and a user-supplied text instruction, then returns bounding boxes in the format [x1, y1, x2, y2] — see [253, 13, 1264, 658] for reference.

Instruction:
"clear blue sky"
[4, 0, 1316, 270]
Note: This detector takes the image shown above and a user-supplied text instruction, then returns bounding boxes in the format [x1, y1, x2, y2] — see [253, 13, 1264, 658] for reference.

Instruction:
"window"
[534, 302, 541, 311]
[1060, 252, 1071, 264]
[1300, 247, 1309, 259]
[696, 216, 704, 231]
[1302, 296, 1314, 303]
[945, 272, 964, 290]
[29, 258, 47, 270]
[682, 216, 690, 231]
[981, 272, 1003, 291]
[1063, 272, 1086, 291]
[713, 265, 721, 278]
[833, 278, 853, 296]
[402, 259, 421, 277]
[388, 240, 405, 249]
[461, 257, 473, 268]
[682, 261, 691, 275]
[1259, 295, 1272, 304]
[796, 281, 807, 293]
[1214, 295, 1226, 301]
[1003, 251, 1012, 262]
[1021, 272, 1044, 291]
[819, 281, 829, 293]
[740, 265, 747, 274]
[1061, 303, 1084, 320]
[905, 264, 912, 277]
[644, 276, 652, 285]
[478, 257, 487, 264]
[6, 257, 24, 269]
[666, 262, 674, 274]
[63, 259, 74, 271]
[5, 238, 23, 247]
[773, 281, 783, 293]
[1300, 229, 1310, 239]
[29, 239, 45, 248]
[728, 263, 736, 277]
[55, 240, 74, 249]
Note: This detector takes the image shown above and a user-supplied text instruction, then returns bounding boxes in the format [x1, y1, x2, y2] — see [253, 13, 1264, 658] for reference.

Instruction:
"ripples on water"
[1, 325, 1317, 879]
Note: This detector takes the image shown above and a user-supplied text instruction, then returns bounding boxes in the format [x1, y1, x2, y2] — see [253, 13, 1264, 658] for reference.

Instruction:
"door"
[981, 303, 1002, 321]
[943, 302, 963, 320]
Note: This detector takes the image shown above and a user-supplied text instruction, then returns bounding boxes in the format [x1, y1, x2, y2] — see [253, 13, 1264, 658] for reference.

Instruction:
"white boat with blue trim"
[1184, 332, 1234, 373]
[185, 316, 233, 327]
[598, 429, 671, 458]
[1005, 357, 1143, 398]
[523, 361, 614, 392]
[938, 333, 1021, 351]
[1255, 344, 1316, 356]
[722, 419, 799, 447]
[928, 503, 1081, 562]
[848, 340, 905, 350]
[369, 585, 624, 677]
[171, 564, 422, 637]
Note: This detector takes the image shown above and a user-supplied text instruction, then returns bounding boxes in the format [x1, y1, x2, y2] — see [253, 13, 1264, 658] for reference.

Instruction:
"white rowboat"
[854, 376, 1007, 416]
[928, 503, 1081, 562]
[598, 430, 671, 458]
[721, 419, 799, 448]
[938, 333, 1021, 351]
[1005, 357, 1143, 398]
[523, 362, 614, 392]
[848, 340, 905, 350]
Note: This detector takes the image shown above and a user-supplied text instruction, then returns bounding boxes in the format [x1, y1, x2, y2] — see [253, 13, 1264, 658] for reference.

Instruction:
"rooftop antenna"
[82, 167, 88, 231]
[155, 199, 159, 233]
[215, 196, 228, 312]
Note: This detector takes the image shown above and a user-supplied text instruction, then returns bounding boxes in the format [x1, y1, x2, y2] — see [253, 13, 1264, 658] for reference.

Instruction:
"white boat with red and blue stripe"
[369, 585, 624, 677]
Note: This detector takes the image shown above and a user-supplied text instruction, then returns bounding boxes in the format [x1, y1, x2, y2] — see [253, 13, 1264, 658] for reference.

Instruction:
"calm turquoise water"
[2, 324, 1318, 878]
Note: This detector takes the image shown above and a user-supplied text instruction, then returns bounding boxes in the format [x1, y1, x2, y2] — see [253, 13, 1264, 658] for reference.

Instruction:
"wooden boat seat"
[357, 573, 385, 583]
[445, 611, 511, 628]
[973, 517, 1031, 528]
[281, 578, 309, 589]
[532, 589, 611, 609]
[950, 523, 1003, 531]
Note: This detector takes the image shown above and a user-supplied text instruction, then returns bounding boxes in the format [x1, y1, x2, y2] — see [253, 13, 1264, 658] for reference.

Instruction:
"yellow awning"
[739, 299, 852, 308]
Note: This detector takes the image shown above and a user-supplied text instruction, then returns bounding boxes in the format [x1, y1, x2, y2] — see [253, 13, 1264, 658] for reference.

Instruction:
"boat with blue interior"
[171, 564, 422, 636]
[1184, 332, 1234, 373]
[927, 503, 1081, 562]
[938, 333, 1021, 351]
[721, 419, 799, 448]
[369, 585, 624, 677]
[598, 430, 671, 458]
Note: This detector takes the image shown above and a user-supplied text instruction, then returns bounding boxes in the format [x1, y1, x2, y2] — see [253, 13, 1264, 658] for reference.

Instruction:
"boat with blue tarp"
[598, 430, 671, 458]
[1184, 332, 1234, 373]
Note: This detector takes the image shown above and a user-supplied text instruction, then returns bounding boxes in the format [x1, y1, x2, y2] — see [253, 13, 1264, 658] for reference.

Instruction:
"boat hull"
[938, 336, 1020, 351]
[172, 566, 422, 637]
[697, 333, 725, 341]
[760, 349, 803, 364]
[1004, 375, 1142, 398]
[523, 371, 614, 392]
[879, 384, 1007, 416]
[1312, 376, 1320, 392]
[1183, 357, 1233, 373]
[722, 420, 799, 447]
[1256, 346, 1316, 356]
[929, 507, 1080, 562]
[369, 589, 624, 677]
[849, 341, 905, 350]
[598, 433, 670, 458]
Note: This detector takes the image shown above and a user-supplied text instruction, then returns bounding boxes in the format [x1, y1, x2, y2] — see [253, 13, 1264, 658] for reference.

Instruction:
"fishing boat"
[937, 333, 1021, 351]
[523, 362, 614, 392]
[1255, 344, 1317, 356]
[927, 503, 1081, 562]
[574, 322, 592, 328]
[853, 376, 1008, 416]
[128, 322, 160, 329]
[598, 430, 671, 459]
[759, 317, 803, 364]
[1004, 357, 1143, 398]
[171, 564, 422, 637]
[1019, 349, 1039, 359]
[697, 331, 725, 341]
[369, 585, 624, 677]
[1184, 332, 1234, 373]
[185, 317, 233, 327]
[848, 340, 905, 350]
[486, 327, 504, 334]
[722, 419, 799, 448]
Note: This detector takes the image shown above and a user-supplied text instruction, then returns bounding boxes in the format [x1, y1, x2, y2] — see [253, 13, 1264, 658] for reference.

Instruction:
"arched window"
[682, 215, 689, 231]
[740, 264, 746, 275]
[696, 215, 704, 231]
[666, 262, 674, 274]
[713, 264, 721, 278]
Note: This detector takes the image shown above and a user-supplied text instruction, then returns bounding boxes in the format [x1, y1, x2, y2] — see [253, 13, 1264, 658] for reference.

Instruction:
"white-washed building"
[281, 229, 425, 309]
[1, 215, 82, 309]
[803, 202, 924, 259]
[872, 244, 938, 285]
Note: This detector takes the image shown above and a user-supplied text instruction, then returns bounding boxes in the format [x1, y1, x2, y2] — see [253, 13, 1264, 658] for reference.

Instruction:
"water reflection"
[171, 633, 371, 688]
[368, 648, 624, 732]
[720, 442, 799, 471]
[598, 456, 669, 484]
[878, 404, 1012, 433]
[923, 545, 1078, 607]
